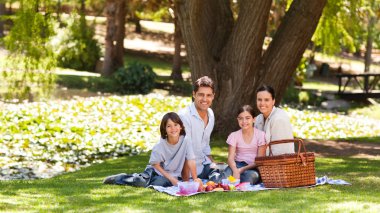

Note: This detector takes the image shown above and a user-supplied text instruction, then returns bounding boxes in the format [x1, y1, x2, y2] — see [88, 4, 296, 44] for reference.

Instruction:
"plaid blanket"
[149, 176, 350, 197]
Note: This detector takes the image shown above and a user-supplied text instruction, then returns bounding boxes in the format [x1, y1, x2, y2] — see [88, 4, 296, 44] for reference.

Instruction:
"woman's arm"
[152, 163, 179, 186]
[227, 145, 240, 179]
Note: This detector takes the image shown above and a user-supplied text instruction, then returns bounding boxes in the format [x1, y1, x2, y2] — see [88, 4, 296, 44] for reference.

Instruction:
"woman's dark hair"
[160, 112, 186, 139]
[256, 85, 275, 100]
[237, 105, 256, 117]
[193, 76, 214, 93]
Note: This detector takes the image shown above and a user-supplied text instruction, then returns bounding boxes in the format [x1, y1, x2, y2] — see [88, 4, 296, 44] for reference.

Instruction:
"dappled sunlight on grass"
[325, 201, 380, 212]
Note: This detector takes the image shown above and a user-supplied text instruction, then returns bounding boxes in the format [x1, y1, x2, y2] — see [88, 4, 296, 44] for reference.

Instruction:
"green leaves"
[1, 95, 379, 180]
[285, 107, 380, 139]
[0, 95, 191, 179]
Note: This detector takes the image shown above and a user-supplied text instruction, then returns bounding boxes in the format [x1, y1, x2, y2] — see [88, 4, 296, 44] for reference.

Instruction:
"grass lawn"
[1, 138, 379, 213]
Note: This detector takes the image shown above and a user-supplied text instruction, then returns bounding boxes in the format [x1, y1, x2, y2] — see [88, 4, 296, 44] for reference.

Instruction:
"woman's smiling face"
[256, 91, 275, 118]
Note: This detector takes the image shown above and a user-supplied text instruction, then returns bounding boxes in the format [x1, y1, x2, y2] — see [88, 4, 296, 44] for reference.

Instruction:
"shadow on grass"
[1, 153, 379, 212]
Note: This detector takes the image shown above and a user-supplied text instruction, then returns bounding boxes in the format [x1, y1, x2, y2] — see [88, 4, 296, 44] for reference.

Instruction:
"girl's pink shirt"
[226, 128, 266, 164]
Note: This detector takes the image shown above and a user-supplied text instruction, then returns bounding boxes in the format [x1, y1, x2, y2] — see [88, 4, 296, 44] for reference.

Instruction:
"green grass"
[1, 138, 379, 212]
[302, 80, 340, 91]
[123, 53, 191, 76]
[349, 104, 380, 120]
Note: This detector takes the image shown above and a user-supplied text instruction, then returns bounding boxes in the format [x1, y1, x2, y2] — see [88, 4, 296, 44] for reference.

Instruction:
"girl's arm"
[238, 145, 267, 173]
[227, 145, 240, 179]
[152, 163, 179, 186]
[257, 145, 266, 157]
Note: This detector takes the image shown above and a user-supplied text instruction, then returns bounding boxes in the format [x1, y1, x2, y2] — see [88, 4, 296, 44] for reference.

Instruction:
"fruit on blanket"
[206, 181, 216, 187]
[222, 184, 230, 191]
[205, 185, 214, 192]
[212, 187, 224, 191]
[229, 184, 236, 191]
[228, 176, 236, 182]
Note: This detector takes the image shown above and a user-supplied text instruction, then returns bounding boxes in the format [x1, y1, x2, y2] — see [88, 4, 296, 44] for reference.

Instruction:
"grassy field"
[0, 138, 379, 212]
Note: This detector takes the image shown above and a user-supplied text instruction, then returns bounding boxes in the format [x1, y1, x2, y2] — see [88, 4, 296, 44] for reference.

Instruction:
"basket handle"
[267, 139, 308, 165]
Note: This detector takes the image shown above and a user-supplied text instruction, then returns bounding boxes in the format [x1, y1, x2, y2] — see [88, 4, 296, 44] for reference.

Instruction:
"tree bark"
[170, 1, 183, 80]
[364, 14, 375, 73]
[102, 0, 126, 76]
[177, 0, 327, 134]
[0, 3, 5, 37]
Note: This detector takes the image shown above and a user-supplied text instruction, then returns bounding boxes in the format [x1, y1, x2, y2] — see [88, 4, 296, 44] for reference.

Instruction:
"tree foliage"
[2, 0, 56, 102]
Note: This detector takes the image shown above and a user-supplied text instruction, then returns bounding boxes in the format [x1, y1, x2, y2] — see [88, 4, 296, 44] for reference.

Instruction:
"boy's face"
[193, 86, 214, 112]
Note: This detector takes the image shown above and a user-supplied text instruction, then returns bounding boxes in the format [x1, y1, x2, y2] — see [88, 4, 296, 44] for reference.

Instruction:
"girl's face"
[166, 119, 182, 139]
[256, 91, 275, 118]
[237, 111, 254, 130]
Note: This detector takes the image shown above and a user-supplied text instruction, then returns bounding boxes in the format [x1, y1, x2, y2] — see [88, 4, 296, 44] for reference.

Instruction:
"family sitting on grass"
[103, 76, 295, 187]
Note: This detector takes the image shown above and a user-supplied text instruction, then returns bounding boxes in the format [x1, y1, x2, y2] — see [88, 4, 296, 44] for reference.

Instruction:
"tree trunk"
[80, 0, 86, 15]
[102, 0, 126, 76]
[364, 14, 375, 73]
[170, 1, 183, 80]
[134, 17, 141, 34]
[0, 3, 5, 37]
[56, 0, 61, 24]
[177, 0, 327, 135]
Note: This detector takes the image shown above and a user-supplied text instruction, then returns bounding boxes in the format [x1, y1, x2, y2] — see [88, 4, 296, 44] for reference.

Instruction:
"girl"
[223, 105, 266, 184]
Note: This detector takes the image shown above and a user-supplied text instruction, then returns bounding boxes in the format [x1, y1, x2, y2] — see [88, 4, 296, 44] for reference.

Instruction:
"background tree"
[169, 0, 183, 80]
[2, 0, 56, 101]
[176, 0, 327, 134]
[0, 1, 5, 37]
[313, 0, 380, 73]
[102, 0, 126, 76]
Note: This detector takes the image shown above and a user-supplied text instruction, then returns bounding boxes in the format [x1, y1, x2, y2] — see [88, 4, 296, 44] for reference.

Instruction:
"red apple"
[205, 185, 214, 192]
[222, 184, 230, 191]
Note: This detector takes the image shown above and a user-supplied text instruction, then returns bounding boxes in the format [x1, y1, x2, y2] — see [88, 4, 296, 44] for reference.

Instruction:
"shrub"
[54, 13, 100, 71]
[113, 61, 157, 94]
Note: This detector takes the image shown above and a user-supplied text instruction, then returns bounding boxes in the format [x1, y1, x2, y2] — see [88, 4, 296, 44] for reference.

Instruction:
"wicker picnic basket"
[255, 139, 316, 188]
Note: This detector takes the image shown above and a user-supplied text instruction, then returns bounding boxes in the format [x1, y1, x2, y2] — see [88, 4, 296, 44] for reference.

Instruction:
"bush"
[113, 61, 157, 94]
[54, 13, 100, 71]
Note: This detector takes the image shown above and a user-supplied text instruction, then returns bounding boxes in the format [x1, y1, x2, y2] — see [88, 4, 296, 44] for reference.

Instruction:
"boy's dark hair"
[193, 76, 214, 93]
[160, 112, 186, 139]
[256, 85, 276, 100]
[237, 105, 256, 117]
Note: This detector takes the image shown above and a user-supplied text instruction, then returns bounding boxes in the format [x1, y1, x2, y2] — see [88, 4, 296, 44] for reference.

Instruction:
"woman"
[254, 85, 295, 155]
[223, 105, 266, 185]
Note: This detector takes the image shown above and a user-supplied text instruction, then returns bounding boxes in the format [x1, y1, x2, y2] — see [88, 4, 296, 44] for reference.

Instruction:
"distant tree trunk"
[364, 15, 375, 73]
[0, 3, 5, 37]
[134, 17, 141, 34]
[80, 0, 85, 15]
[103, 0, 126, 76]
[170, 1, 183, 80]
[56, 0, 61, 24]
[177, 0, 327, 134]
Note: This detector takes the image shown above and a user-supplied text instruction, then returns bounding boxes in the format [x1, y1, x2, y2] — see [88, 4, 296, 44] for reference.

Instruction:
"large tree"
[176, 0, 327, 134]
[102, 0, 126, 76]
[0, 2, 5, 37]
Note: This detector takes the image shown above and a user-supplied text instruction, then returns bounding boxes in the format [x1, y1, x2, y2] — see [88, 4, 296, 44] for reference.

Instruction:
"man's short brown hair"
[193, 76, 214, 93]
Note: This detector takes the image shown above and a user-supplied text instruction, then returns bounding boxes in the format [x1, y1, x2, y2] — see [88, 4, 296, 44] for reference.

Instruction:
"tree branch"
[260, 0, 327, 103]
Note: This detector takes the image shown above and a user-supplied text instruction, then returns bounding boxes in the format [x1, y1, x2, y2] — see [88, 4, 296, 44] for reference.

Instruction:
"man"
[178, 76, 219, 181]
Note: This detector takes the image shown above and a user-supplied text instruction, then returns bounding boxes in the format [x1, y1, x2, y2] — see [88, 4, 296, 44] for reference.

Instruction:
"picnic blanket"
[149, 176, 350, 197]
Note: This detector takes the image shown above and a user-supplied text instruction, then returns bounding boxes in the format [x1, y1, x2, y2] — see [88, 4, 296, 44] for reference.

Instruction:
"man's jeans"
[197, 164, 220, 182]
